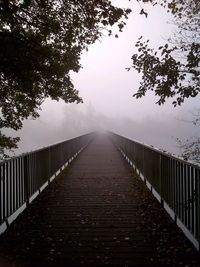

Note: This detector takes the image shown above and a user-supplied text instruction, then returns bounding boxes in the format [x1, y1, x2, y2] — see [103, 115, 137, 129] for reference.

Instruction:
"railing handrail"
[111, 132, 200, 170]
[1, 132, 94, 164]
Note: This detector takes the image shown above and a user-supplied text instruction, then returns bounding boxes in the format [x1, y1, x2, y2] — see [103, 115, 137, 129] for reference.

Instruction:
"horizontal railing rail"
[109, 132, 200, 250]
[0, 132, 95, 228]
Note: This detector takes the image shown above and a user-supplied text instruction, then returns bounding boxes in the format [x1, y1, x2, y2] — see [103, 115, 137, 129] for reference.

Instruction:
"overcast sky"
[10, 0, 200, 157]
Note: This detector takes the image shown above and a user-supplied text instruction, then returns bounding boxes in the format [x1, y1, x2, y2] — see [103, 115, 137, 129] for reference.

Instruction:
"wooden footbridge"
[0, 132, 200, 266]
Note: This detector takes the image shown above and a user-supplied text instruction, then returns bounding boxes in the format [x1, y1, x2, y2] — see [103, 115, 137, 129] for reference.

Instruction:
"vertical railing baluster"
[191, 167, 195, 235]
[16, 159, 19, 210]
[184, 164, 187, 227]
[24, 155, 29, 205]
[188, 166, 191, 231]
[0, 164, 2, 224]
[196, 169, 200, 242]
[13, 161, 15, 212]
[2, 163, 5, 222]
[180, 162, 184, 223]
[5, 163, 8, 220]
[9, 162, 12, 215]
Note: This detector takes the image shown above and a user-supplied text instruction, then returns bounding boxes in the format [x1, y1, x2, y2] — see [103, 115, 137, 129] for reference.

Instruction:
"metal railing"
[0, 132, 95, 227]
[109, 132, 200, 250]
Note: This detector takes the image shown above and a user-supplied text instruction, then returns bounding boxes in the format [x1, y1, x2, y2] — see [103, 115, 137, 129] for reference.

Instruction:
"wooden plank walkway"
[0, 133, 200, 267]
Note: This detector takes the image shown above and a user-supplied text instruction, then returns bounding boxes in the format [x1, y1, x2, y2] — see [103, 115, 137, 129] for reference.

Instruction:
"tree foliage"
[176, 109, 200, 162]
[0, 0, 131, 157]
[129, 0, 200, 106]
[177, 136, 200, 162]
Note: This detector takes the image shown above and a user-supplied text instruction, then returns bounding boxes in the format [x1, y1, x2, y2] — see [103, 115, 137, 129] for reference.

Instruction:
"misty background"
[6, 0, 200, 158]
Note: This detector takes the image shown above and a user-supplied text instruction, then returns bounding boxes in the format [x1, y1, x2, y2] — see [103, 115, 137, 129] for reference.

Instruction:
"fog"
[10, 100, 199, 158]
[6, 0, 200, 158]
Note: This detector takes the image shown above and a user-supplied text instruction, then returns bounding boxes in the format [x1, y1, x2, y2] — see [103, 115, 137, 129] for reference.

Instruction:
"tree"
[129, 0, 200, 106]
[174, 108, 200, 162]
[0, 0, 131, 157]
[177, 136, 200, 162]
[128, 0, 200, 161]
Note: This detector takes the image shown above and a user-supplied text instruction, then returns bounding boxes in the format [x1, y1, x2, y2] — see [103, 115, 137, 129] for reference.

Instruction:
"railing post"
[48, 147, 51, 184]
[197, 169, 200, 244]
[159, 154, 164, 207]
[0, 163, 5, 224]
[0, 164, 2, 225]
[143, 146, 146, 184]
[24, 155, 29, 206]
